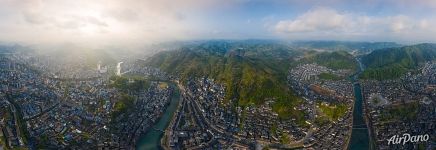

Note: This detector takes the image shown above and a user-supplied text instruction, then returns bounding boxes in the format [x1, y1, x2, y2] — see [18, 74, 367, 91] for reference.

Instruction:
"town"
[0, 51, 174, 149]
[1, 0, 436, 149]
[1, 49, 435, 150]
[288, 63, 354, 149]
[163, 62, 356, 149]
[363, 61, 436, 149]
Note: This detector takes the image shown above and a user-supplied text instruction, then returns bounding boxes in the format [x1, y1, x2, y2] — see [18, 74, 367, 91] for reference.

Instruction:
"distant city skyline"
[1, 0, 436, 48]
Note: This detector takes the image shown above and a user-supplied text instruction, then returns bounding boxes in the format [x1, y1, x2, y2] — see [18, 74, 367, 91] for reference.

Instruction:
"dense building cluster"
[363, 62, 436, 149]
[0, 52, 174, 149]
[167, 78, 242, 149]
[165, 77, 312, 149]
[164, 62, 356, 149]
[1, 48, 434, 150]
[289, 63, 354, 149]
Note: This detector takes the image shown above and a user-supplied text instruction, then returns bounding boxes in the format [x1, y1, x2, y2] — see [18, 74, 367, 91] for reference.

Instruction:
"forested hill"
[144, 41, 436, 118]
[361, 43, 436, 80]
[298, 51, 358, 71]
[291, 41, 401, 51]
[146, 41, 305, 119]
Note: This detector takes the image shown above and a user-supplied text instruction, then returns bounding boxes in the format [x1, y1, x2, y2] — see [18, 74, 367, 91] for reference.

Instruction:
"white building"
[116, 62, 123, 76]
[97, 61, 101, 71]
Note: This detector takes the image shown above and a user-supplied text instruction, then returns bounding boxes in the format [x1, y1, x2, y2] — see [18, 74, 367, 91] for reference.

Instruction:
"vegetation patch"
[280, 133, 291, 144]
[317, 102, 347, 121]
[318, 72, 342, 80]
[299, 51, 358, 71]
[110, 75, 150, 92]
[110, 94, 135, 121]
[158, 82, 169, 89]
[380, 102, 418, 122]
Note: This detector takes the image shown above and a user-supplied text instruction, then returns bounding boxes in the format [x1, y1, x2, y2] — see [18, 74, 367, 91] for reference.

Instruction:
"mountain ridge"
[361, 43, 436, 80]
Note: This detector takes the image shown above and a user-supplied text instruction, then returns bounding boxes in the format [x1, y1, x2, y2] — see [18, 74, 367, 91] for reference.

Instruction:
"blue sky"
[1, 0, 436, 47]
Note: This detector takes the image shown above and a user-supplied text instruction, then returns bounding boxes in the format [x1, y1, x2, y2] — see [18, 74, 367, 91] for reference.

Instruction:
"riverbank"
[161, 82, 184, 150]
[344, 95, 355, 150]
[348, 83, 370, 150]
[136, 82, 181, 150]
[347, 58, 371, 150]
[362, 84, 377, 150]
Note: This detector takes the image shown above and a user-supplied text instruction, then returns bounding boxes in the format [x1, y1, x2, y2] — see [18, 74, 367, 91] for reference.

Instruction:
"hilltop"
[291, 41, 401, 52]
[146, 41, 304, 119]
[361, 43, 436, 80]
[297, 50, 358, 71]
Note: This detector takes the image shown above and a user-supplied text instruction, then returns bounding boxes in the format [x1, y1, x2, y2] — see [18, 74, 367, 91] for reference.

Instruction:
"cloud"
[0, 0, 247, 48]
[273, 7, 436, 42]
[1, 0, 436, 47]
[275, 7, 349, 33]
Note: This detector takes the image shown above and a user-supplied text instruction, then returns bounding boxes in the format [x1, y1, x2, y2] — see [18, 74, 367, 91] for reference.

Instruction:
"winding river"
[135, 58, 372, 150]
[348, 58, 372, 150]
[136, 82, 180, 150]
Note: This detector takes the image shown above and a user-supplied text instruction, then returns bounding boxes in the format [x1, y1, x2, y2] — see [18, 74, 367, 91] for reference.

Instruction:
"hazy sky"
[1, 0, 436, 47]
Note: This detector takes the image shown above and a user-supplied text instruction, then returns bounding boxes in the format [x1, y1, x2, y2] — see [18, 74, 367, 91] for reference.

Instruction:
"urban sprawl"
[0, 51, 434, 150]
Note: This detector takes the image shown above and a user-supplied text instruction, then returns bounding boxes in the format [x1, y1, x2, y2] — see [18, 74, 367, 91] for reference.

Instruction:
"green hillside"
[146, 41, 304, 120]
[292, 41, 400, 51]
[361, 43, 436, 80]
[298, 51, 358, 71]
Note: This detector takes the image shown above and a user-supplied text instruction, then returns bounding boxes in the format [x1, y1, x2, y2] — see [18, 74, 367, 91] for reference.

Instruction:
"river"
[348, 58, 372, 150]
[136, 82, 180, 150]
[136, 58, 372, 150]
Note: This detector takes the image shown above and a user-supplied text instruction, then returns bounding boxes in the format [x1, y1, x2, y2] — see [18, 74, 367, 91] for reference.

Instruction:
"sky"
[1, 0, 436, 48]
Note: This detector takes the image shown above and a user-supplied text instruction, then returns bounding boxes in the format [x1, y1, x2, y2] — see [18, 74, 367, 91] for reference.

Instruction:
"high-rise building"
[117, 62, 123, 76]
[97, 61, 101, 71]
